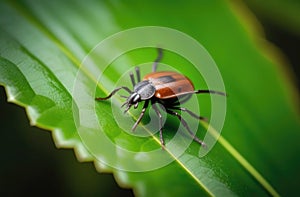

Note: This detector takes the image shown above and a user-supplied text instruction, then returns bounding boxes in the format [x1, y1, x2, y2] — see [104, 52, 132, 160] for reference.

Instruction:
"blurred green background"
[244, 0, 300, 89]
[0, 1, 299, 196]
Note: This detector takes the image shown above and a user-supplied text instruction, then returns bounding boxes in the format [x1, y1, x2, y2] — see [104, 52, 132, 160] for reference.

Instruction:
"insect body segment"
[144, 71, 194, 100]
[96, 48, 226, 148]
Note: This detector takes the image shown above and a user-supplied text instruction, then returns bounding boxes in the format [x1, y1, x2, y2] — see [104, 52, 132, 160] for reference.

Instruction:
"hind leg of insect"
[166, 109, 206, 147]
[179, 89, 227, 98]
[131, 100, 150, 131]
[95, 86, 132, 100]
[152, 48, 163, 72]
[168, 107, 208, 122]
[151, 101, 165, 148]
[194, 90, 227, 96]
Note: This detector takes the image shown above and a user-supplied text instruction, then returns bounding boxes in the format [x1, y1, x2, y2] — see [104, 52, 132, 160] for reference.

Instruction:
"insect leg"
[152, 102, 165, 147]
[194, 90, 227, 96]
[169, 107, 208, 122]
[131, 100, 149, 131]
[174, 90, 227, 99]
[166, 109, 206, 147]
[95, 86, 132, 100]
[152, 48, 163, 72]
[129, 72, 136, 88]
[135, 67, 141, 82]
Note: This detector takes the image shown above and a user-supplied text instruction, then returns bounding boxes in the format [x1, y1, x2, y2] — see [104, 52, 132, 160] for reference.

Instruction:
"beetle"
[96, 48, 226, 147]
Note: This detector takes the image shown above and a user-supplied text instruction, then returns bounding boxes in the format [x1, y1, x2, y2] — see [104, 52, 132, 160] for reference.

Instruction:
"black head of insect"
[121, 80, 156, 113]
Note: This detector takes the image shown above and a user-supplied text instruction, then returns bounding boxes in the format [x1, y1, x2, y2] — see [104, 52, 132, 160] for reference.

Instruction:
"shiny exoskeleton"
[96, 48, 226, 147]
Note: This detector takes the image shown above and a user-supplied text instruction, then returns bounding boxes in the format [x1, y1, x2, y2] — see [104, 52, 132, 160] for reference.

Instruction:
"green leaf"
[1, 0, 299, 196]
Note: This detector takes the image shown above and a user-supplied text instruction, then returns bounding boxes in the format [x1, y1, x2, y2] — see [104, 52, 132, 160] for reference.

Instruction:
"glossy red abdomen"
[143, 71, 195, 99]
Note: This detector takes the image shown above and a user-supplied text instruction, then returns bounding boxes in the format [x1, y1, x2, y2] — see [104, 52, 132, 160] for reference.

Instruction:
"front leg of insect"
[96, 67, 156, 131]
